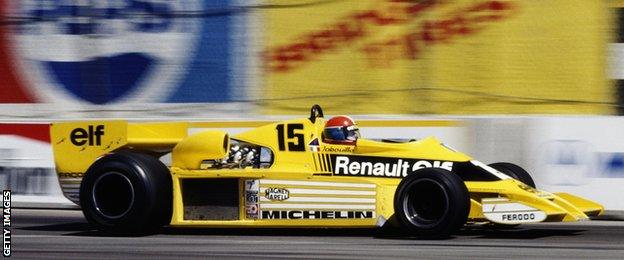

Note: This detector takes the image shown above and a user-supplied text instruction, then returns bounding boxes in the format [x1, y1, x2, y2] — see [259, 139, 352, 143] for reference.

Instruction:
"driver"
[323, 116, 360, 145]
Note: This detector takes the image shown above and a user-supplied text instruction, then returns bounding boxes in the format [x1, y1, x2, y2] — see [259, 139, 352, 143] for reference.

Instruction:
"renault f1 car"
[50, 105, 603, 237]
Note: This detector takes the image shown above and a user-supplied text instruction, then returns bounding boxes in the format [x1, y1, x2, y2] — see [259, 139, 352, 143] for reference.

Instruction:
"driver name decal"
[332, 155, 453, 178]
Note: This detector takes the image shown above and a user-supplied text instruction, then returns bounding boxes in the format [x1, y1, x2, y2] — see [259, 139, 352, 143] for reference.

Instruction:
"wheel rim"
[92, 171, 135, 219]
[402, 178, 450, 228]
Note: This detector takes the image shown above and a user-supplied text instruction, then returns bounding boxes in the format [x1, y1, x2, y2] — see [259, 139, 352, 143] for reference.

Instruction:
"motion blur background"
[0, 0, 619, 116]
[1, 0, 624, 212]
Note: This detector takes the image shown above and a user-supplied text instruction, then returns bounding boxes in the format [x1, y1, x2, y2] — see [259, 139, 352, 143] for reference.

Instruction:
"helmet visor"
[325, 127, 346, 141]
[344, 125, 360, 141]
[324, 125, 360, 143]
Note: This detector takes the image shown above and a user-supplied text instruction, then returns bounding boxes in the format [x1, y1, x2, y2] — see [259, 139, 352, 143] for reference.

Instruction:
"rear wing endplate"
[50, 121, 188, 175]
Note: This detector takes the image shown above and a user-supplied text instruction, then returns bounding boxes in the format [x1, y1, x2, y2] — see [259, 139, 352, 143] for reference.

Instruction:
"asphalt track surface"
[10, 209, 624, 259]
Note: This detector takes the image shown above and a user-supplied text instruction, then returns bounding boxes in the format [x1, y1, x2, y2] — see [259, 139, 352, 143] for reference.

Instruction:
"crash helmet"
[323, 116, 360, 144]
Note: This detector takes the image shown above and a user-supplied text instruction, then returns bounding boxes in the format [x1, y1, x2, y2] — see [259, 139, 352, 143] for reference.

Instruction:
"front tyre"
[394, 168, 470, 238]
[80, 151, 172, 235]
[488, 162, 536, 188]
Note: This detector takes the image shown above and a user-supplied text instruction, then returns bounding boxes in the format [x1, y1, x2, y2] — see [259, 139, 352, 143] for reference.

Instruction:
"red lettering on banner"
[267, 0, 515, 72]
[404, 33, 420, 60]
[405, 0, 440, 15]
[361, 0, 516, 68]
[267, 0, 442, 72]
[353, 10, 400, 26]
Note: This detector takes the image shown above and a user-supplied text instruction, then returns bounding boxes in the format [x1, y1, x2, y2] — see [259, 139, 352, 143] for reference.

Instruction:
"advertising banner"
[0, 0, 615, 116]
[0, 0, 246, 105]
[263, 0, 611, 115]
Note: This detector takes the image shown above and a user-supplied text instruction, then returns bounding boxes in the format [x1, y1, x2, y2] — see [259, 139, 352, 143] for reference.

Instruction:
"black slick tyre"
[394, 168, 470, 238]
[79, 151, 172, 235]
[488, 162, 536, 188]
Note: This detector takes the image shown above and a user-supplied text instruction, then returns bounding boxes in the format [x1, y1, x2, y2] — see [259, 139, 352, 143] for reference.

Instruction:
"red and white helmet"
[323, 116, 360, 145]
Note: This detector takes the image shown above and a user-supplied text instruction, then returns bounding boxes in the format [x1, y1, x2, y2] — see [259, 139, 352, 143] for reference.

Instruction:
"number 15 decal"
[276, 124, 305, 151]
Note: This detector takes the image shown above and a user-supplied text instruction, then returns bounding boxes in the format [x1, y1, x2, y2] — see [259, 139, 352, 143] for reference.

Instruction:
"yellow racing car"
[50, 105, 603, 237]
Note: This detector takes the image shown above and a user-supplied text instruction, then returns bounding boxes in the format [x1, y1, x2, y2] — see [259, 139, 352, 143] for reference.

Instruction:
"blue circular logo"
[13, 0, 201, 104]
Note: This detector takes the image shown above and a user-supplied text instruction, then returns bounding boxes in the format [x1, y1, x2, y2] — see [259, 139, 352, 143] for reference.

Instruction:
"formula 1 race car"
[50, 105, 603, 237]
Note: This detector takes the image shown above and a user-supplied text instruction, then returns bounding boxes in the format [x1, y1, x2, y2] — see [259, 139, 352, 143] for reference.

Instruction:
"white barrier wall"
[0, 134, 74, 208]
[469, 117, 624, 212]
[527, 118, 624, 211]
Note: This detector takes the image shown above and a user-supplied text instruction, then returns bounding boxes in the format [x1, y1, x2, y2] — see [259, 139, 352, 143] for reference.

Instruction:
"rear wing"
[50, 121, 189, 175]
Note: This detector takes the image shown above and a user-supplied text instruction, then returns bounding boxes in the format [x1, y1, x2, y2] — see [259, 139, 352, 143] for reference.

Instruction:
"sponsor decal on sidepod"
[265, 188, 289, 201]
[333, 155, 453, 178]
[261, 210, 374, 220]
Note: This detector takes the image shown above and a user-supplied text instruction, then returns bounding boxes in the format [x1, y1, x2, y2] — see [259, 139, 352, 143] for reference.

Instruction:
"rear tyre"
[80, 151, 172, 235]
[488, 162, 536, 188]
[394, 168, 470, 238]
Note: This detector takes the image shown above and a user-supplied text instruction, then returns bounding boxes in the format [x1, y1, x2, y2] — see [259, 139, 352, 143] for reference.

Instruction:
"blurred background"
[1, 0, 624, 211]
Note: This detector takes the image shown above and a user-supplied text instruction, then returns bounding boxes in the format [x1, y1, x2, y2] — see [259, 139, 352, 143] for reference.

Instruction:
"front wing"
[467, 179, 603, 224]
